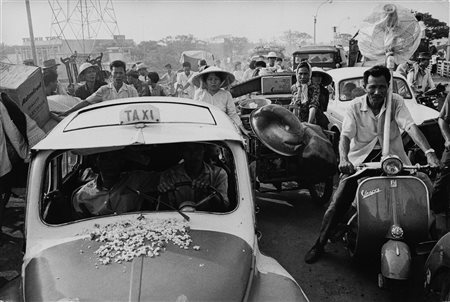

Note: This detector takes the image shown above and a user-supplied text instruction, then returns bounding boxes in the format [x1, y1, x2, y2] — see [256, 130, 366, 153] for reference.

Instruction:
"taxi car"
[0, 97, 309, 301]
[424, 232, 450, 301]
[324, 67, 444, 160]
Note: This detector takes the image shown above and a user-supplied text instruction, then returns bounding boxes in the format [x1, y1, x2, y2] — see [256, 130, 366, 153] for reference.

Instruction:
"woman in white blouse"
[192, 67, 249, 136]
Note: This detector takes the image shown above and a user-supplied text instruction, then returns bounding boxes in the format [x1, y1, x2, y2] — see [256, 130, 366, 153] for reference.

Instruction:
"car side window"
[393, 78, 412, 99]
[339, 79, 365, 101]
[42, 151, 82, 224]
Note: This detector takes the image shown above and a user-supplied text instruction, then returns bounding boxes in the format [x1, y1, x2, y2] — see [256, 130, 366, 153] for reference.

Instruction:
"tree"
[335, 33, 353, 46]
[415, 12, 449, 40]
[282, 30, 312, 54]
[282, 30, 312, 46]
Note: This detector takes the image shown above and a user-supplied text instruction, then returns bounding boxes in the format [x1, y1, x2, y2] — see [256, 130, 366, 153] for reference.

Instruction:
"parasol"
[357, 3, 423, 65]
[357, 4, 422, 158]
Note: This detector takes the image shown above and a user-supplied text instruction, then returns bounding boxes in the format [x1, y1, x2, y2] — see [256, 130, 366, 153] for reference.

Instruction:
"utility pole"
[447, 2, 450, 61]
[313, 0, 333, 45]
[25, 0, 37, 64]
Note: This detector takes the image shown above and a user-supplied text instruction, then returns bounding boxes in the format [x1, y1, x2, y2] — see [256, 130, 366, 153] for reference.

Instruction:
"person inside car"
[341, 82, 357, 101]
[72, 150, 159, 218]
[157, 142, 229, 212]
[304, 65, 440, 264]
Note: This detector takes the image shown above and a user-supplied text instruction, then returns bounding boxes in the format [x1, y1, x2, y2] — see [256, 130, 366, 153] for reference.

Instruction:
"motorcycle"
[240, 101, 337, 205]
[416, 83, 448, 111]
[342, 155, 435, 288]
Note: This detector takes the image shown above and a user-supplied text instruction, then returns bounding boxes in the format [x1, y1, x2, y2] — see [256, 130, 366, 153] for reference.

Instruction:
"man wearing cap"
[137, 63, 149, 82]
[62, 60, 138, 115]
[176, 62, 198, 99]
[42, 59, 68, 95]
[407, 52, 435, 95]
[160, 64, 177, 96]
[267, 52, 277, 68]
[75, 63, 107, 100]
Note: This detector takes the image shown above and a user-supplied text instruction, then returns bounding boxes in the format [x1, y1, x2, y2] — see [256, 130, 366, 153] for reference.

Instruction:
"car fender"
[247, 245, 309, 301]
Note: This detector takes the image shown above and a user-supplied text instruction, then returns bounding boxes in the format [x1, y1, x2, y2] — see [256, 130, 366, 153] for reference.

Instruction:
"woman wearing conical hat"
[192, 67, 250, 136]
[75, 63, 107, 100]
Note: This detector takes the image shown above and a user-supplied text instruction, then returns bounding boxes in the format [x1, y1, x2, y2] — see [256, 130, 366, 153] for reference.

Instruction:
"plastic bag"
[358, 3, 422, 65]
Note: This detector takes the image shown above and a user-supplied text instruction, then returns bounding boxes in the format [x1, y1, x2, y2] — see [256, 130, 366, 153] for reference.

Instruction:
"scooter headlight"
[381, 155, 403, 175]
[390, 225, 404, 239]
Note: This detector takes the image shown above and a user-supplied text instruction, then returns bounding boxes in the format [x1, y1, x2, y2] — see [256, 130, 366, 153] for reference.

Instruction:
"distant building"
[15, 35, 134, 81]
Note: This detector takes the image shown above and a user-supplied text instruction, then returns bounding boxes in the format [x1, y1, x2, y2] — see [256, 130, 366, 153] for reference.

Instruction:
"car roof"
[326, 67, 405, 82]
[292, 45, 341, 54]
[33, 97, 243, 151]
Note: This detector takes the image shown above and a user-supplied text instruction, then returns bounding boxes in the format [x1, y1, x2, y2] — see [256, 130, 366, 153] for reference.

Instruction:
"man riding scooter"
[305, 65, 441, 264]
[407, 52, 436, 95]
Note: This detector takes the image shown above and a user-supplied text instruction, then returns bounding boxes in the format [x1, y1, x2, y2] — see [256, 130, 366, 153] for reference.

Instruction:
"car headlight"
[381, 155, 403, 175]
[391, 225, 404, 239]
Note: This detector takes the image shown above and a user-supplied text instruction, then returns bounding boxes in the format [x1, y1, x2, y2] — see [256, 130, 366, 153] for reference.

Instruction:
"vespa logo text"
[361, 188, 381, 199]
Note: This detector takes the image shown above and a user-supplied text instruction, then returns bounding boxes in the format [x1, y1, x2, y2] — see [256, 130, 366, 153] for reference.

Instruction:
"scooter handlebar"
[356, 163, 436, 173]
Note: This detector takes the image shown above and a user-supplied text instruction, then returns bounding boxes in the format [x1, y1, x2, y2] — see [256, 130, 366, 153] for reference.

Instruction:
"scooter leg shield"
[380, 240, 411, 280]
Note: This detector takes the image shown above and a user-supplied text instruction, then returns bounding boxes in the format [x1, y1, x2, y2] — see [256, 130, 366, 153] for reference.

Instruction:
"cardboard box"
[0, 62, 50, 130]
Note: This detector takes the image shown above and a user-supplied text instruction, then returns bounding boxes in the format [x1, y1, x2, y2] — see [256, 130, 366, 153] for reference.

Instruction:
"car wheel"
[308, 177, 333, 205]
[440, 272, 450, 301]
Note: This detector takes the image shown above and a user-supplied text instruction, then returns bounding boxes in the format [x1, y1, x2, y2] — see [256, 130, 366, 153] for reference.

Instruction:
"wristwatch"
[424, 148, 435, 155]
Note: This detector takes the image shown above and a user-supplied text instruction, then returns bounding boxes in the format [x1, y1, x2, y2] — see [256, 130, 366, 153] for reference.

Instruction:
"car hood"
[24, 230, 253, 301]
[404, 100, 439, 125]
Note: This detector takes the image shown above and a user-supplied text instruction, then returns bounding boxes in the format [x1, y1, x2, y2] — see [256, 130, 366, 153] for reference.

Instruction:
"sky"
[0, 0, 449, 46]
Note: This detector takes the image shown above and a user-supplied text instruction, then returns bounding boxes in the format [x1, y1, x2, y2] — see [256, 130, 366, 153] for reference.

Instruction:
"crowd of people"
[1, 48, 449, 247]
[40, 52, 295, 136]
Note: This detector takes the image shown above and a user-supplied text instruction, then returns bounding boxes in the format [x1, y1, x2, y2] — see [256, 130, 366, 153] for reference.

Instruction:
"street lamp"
[313, 0, 333, 45]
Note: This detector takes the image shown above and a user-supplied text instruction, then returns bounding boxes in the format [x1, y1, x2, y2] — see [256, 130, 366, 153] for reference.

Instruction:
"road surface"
[256, 187, 438, 302]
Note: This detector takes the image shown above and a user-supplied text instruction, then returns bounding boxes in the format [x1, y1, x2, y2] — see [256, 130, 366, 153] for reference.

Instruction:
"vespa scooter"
[342, 52, 436, 288]
[343, 156, 433, 288]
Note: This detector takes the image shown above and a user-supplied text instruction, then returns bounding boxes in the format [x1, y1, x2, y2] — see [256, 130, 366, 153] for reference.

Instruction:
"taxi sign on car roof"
[120, 104, 160, 124]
